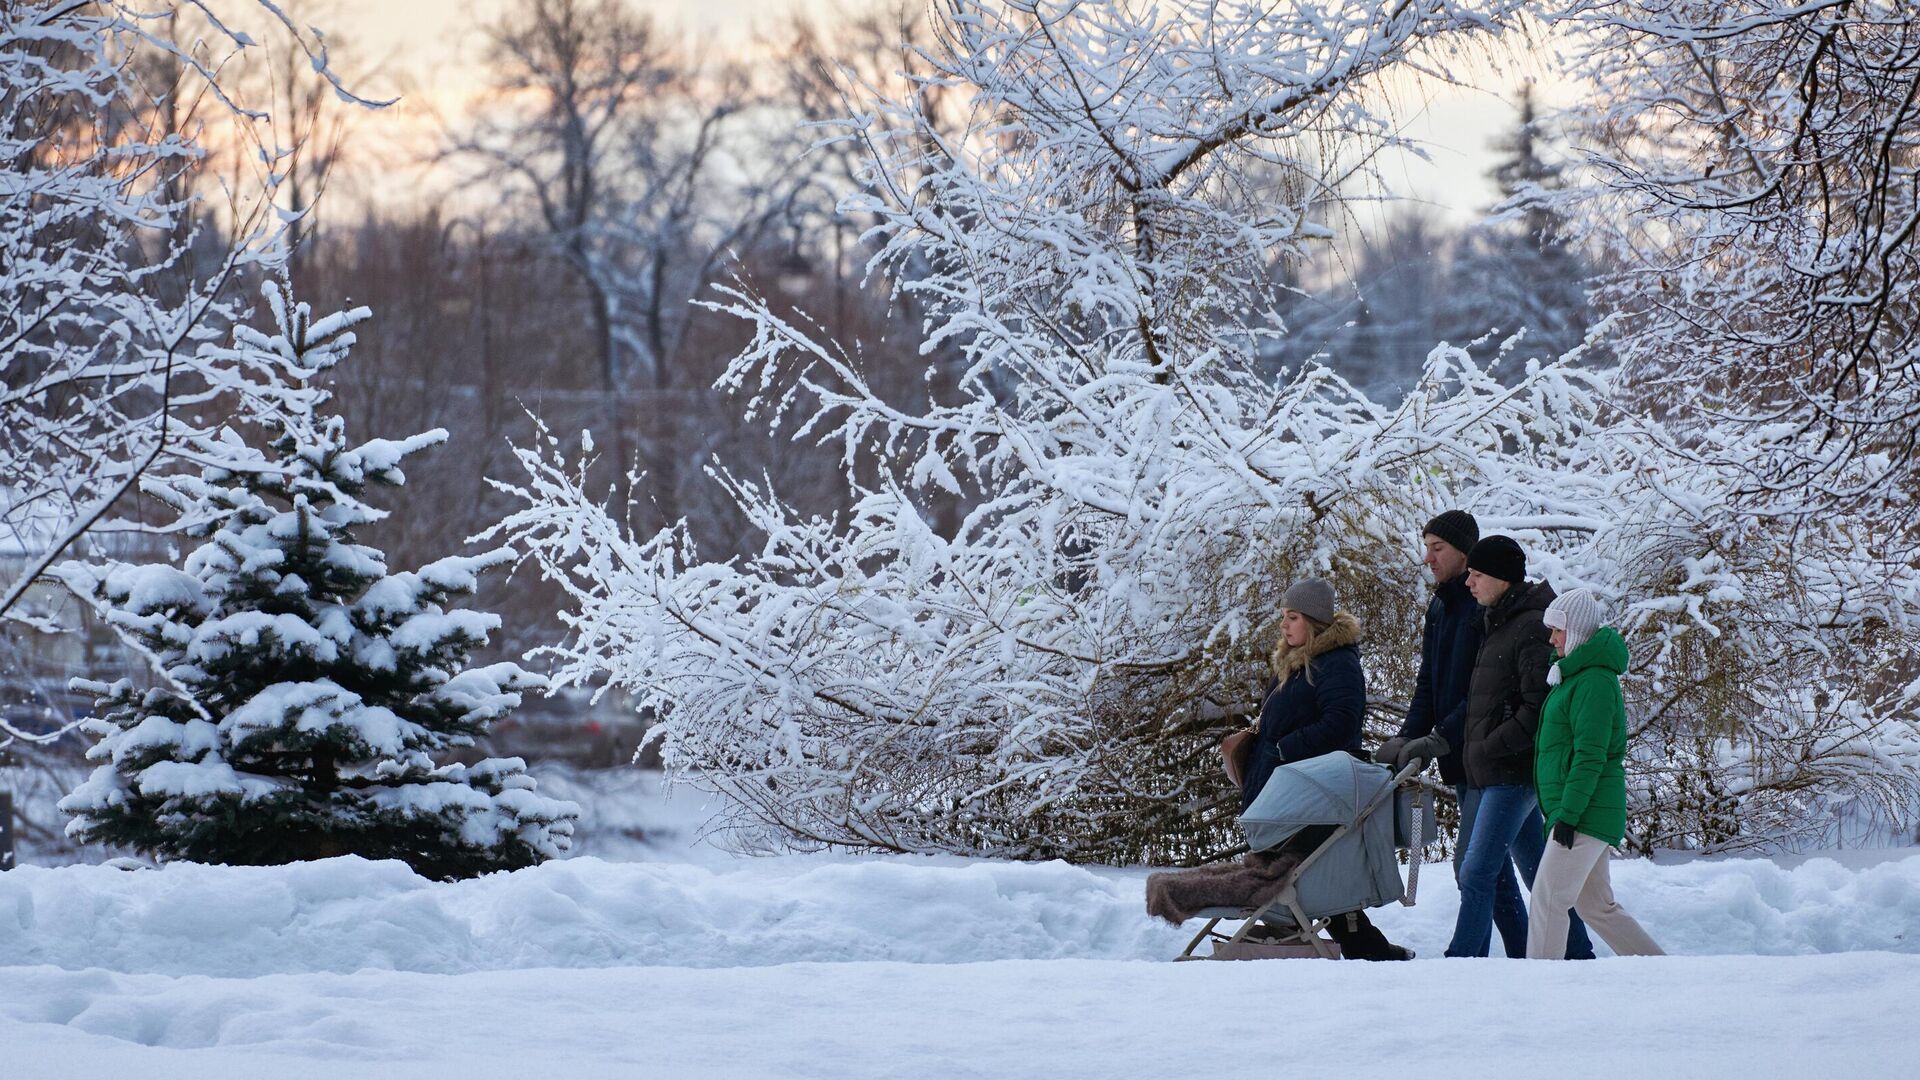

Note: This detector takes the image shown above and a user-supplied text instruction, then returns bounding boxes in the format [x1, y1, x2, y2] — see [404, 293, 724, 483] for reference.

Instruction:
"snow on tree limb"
[0, 2, 384, 634]
[490, 0, 1920, 859]
[1552, 0, 1920, 540]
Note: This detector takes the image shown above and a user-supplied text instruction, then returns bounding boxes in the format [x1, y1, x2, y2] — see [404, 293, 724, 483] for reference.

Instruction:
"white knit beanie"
[1543, 588, 1602, 657]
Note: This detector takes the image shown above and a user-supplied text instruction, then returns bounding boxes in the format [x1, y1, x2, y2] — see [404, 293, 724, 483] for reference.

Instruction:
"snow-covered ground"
[2, 773, 1916, 1077]
[6, 952, 1915, 1080]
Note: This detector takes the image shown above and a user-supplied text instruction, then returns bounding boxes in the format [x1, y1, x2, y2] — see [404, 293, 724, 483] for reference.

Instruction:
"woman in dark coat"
[1239, 600, 1365, 808]
[1234, 577, 1412, 961]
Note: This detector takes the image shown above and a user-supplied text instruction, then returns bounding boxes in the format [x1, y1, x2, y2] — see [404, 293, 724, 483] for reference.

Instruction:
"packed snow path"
[5, 954, 1913, 1079]
[2, 851, 1915, 1077]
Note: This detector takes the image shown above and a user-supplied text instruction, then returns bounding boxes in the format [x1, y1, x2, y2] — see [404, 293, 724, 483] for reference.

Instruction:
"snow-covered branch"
[0, 2, 386, 623]
[492, 0, 1920, 859]
[1554, 0, 1920, 542]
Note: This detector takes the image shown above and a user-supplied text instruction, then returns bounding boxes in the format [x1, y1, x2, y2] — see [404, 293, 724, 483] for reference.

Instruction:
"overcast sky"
[314, 0, 1563, 233]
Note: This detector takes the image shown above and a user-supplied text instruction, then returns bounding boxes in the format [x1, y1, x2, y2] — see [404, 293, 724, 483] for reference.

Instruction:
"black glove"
[1395, 732, 1450, 772]
[1373, 737, 1407, 767]
[1552, 820, 1577, 849]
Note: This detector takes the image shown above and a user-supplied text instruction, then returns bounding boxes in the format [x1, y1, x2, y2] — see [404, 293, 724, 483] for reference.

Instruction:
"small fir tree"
[55, 283, 578, 879]
[1487, 83, 1564, 247]
[1437, 83, 1598, 370]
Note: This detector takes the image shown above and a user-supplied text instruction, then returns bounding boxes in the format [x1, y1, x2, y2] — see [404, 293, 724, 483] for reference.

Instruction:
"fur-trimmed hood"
[1269, 611, 1362, 684]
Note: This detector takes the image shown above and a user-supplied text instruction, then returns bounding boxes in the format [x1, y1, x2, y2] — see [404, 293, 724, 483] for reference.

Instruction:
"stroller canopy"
[1238, 751, 1406, 918]
[1240, 750, 1392, 852]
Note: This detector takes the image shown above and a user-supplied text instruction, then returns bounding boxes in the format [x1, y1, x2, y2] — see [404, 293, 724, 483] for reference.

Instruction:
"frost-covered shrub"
[499, 338, 1920, 861]
[492, 0, 1920, 861]
[56, 284, 578, 879]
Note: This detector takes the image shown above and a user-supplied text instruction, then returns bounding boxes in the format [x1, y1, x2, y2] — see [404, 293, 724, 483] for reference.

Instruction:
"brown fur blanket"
[1145, 849, 1305, 925]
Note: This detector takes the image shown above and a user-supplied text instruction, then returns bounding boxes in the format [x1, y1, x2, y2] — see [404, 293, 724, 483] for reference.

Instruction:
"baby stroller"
[1160, 750, 1437, 961]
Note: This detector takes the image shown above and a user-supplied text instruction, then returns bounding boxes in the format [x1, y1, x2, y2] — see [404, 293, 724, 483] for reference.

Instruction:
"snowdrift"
[2, 850, 1915, 977]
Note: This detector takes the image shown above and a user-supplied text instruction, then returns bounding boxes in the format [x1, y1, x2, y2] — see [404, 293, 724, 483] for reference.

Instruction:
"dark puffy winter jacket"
[1462, 580, 1556, 788]
[1241, 612, 1367, 810]
[1394, 574, 1481, 784]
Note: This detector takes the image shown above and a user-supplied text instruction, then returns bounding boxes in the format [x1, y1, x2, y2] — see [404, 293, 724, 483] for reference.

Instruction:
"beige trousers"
[1526, 831, 1665, 959]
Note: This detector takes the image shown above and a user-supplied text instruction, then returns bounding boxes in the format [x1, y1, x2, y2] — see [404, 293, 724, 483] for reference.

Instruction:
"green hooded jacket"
[1534, 626, 1631, 846]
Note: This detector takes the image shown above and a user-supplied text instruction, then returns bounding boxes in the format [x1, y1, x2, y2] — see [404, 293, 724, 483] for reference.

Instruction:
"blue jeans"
[1451, 785, 1529, 957]
[1448, 784, 1595, 959]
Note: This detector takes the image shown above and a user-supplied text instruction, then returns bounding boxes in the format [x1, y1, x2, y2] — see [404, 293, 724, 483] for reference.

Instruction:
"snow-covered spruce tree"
[492, 0, 1920, 860]
[1436, 84, 1599, 378]
[56, 284, 578, 878]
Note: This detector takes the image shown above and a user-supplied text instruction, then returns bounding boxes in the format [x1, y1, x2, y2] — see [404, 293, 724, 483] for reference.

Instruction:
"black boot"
[1325, 911, 1415, 961]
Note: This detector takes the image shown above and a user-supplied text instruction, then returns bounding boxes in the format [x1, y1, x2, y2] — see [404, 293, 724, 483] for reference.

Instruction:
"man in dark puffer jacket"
[1443, 536, 1595, 959]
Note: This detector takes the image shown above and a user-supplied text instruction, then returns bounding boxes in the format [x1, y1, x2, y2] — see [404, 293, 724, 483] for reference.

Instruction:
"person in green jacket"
[1526, 588, 1665, 960]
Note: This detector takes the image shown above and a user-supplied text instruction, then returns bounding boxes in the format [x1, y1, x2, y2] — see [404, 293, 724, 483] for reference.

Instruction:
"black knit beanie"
[1422, 509, 1479, 558]
[1467, 534, 1526, 584]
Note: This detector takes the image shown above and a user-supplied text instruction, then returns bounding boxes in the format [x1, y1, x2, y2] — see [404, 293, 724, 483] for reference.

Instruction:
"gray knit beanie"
[1543, 588, 1603, 656]
[1280, 577, 1337, 628]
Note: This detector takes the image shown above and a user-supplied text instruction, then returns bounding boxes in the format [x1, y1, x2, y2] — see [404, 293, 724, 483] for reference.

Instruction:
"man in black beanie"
[1376, 511, 1488, 934]
[1441, 535, 1595, 959]
[1379, 510, 1481, 778]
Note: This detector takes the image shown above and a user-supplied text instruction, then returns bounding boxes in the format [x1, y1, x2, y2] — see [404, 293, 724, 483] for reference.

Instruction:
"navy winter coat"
[1240, 613, 1367, 810]
[1394, 574, 1481, 784]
